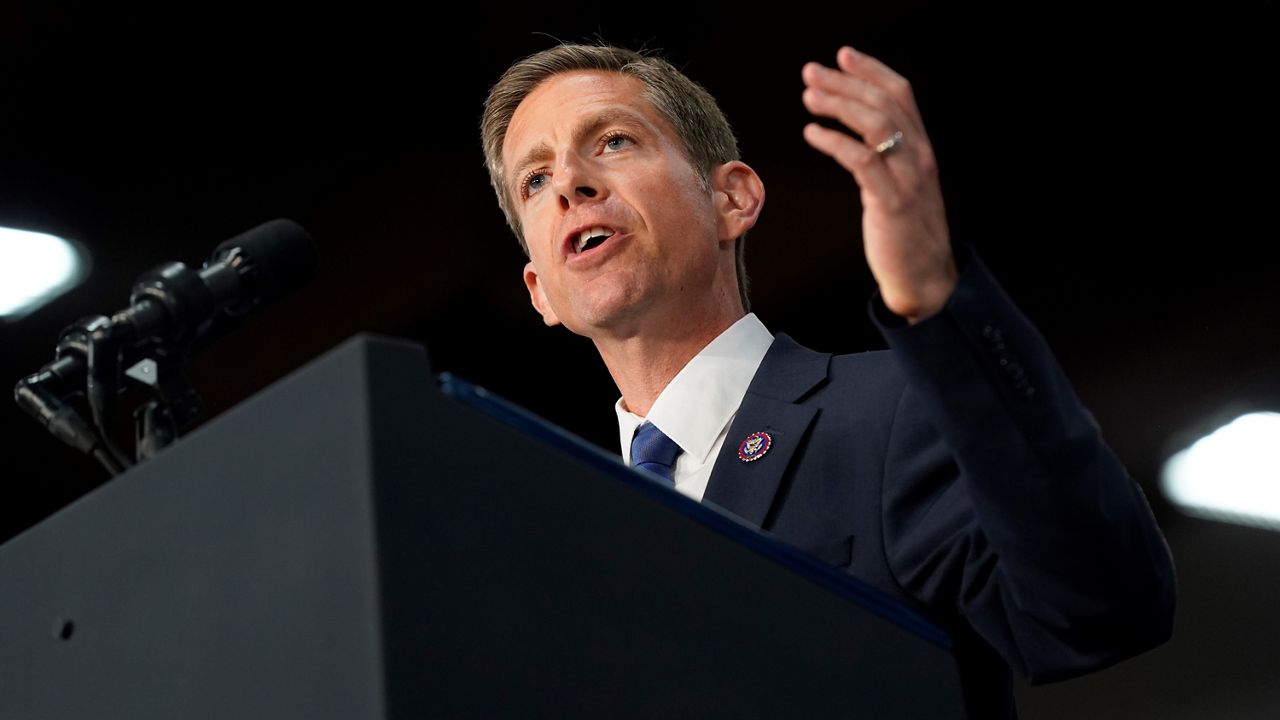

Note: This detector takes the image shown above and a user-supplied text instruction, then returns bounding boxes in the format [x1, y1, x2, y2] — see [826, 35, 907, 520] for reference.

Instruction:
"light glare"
[0, 227, 88, 319]
[1162, 412, 1280, 530]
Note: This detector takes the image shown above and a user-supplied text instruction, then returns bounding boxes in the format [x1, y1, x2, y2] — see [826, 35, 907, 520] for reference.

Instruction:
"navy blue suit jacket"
[699, 251, 1176, 718]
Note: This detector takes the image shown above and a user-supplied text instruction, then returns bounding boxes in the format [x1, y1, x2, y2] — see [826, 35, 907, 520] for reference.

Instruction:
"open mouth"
[571, 226, 617, 255]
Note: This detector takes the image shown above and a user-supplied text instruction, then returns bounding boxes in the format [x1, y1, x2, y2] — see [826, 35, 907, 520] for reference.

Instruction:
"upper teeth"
[575, 227, 614, 253]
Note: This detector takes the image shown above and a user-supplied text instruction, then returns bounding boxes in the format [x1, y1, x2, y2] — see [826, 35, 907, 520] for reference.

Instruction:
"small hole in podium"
[56, 620, 75, 641]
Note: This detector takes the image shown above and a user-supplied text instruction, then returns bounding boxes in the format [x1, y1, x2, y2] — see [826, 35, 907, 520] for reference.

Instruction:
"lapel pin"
[737, 431, 773, 463]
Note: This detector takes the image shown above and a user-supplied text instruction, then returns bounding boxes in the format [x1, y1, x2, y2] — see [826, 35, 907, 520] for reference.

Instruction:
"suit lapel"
[703, 334, 830, 527]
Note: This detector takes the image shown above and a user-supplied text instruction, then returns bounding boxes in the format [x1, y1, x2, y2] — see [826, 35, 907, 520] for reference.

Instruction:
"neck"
[594, 306, 745, 418]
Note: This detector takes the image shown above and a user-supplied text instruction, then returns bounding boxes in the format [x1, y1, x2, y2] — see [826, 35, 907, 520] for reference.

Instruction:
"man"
[480, 43, 1175, 717]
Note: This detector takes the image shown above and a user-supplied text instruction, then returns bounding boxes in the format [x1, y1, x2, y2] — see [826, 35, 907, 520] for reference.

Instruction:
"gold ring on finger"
[874, 130, 904, 156]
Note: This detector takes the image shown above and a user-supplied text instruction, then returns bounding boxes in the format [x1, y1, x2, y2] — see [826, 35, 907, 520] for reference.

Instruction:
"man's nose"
[552, 156, 603, 210]
[560, 185, 598, 211]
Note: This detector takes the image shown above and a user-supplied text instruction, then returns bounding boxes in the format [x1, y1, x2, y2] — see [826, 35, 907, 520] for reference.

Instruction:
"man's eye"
[603, 133, 631, 151]
[522, 171, 547, 198]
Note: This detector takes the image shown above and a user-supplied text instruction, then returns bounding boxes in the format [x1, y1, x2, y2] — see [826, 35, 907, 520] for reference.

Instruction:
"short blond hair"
[480, 43, 751, 310]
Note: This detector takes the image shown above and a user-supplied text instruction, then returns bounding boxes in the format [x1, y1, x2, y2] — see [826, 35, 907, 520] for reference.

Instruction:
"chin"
[564, 296, 651, 338]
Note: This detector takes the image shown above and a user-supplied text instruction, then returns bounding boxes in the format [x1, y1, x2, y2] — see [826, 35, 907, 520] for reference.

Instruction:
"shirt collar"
[616, 313, 774, 464]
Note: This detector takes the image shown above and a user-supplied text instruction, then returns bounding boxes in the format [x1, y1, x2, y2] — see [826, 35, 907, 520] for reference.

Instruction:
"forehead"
[502, 71, 667, 164]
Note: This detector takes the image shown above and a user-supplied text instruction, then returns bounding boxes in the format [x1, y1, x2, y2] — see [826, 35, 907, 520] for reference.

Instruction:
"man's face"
[503, 71, 732, 338]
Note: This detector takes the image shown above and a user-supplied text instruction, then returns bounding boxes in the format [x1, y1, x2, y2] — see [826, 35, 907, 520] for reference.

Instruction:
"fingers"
[801, 58, 922, 138]
[801, 82, 902, 156]
[801, 122, 900, 207]
[801, 45, 931, 155]
[800, 45, 938, 195]
[834, 46, 922, 123]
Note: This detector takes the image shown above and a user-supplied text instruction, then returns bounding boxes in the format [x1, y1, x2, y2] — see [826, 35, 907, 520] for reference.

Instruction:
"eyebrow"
[508, 108, 649, 196]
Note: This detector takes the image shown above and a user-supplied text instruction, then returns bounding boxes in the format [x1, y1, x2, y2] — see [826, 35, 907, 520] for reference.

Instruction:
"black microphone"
[14, 218, 318, 473]
[118, 218, 318, 346]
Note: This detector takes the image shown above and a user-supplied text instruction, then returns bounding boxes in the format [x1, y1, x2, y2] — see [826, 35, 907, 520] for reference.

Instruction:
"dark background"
[2, 4, 1277, 718]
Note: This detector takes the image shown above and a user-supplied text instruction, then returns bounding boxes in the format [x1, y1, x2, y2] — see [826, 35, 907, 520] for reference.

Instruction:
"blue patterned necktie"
[630, 421, 682, 486]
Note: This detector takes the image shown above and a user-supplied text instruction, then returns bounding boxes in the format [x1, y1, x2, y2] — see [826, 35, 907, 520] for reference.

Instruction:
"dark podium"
[0, 336, 964, 718]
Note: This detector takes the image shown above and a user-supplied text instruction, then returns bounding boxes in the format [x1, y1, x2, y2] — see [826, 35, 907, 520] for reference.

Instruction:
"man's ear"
[710, 161, 766, 245]
[523, 261, 561, 327]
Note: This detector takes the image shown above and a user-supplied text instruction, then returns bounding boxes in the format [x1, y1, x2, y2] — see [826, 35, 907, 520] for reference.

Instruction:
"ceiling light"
[1162, 412, 1280, 530]
[0, 227, 89, 320]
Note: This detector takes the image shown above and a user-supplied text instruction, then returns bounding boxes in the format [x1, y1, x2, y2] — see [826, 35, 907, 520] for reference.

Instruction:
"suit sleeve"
[868, 244, 1176, 683]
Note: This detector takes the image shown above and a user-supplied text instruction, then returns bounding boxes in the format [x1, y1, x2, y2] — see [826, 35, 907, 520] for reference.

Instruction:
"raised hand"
[801, 46, 957, 324]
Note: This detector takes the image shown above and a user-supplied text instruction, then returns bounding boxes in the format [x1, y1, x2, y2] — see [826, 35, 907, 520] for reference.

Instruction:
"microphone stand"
[14, 295, 205, 477]
[127, 347, 202, 462]
[14, 218, 315, 478]
[15, 316, 130, 476]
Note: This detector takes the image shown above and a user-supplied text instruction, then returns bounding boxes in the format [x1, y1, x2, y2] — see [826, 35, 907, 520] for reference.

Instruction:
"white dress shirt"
[615, 313, 774, 501]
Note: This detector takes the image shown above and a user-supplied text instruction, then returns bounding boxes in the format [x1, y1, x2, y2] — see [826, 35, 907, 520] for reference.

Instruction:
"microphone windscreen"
[212, 218, 318, 306]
